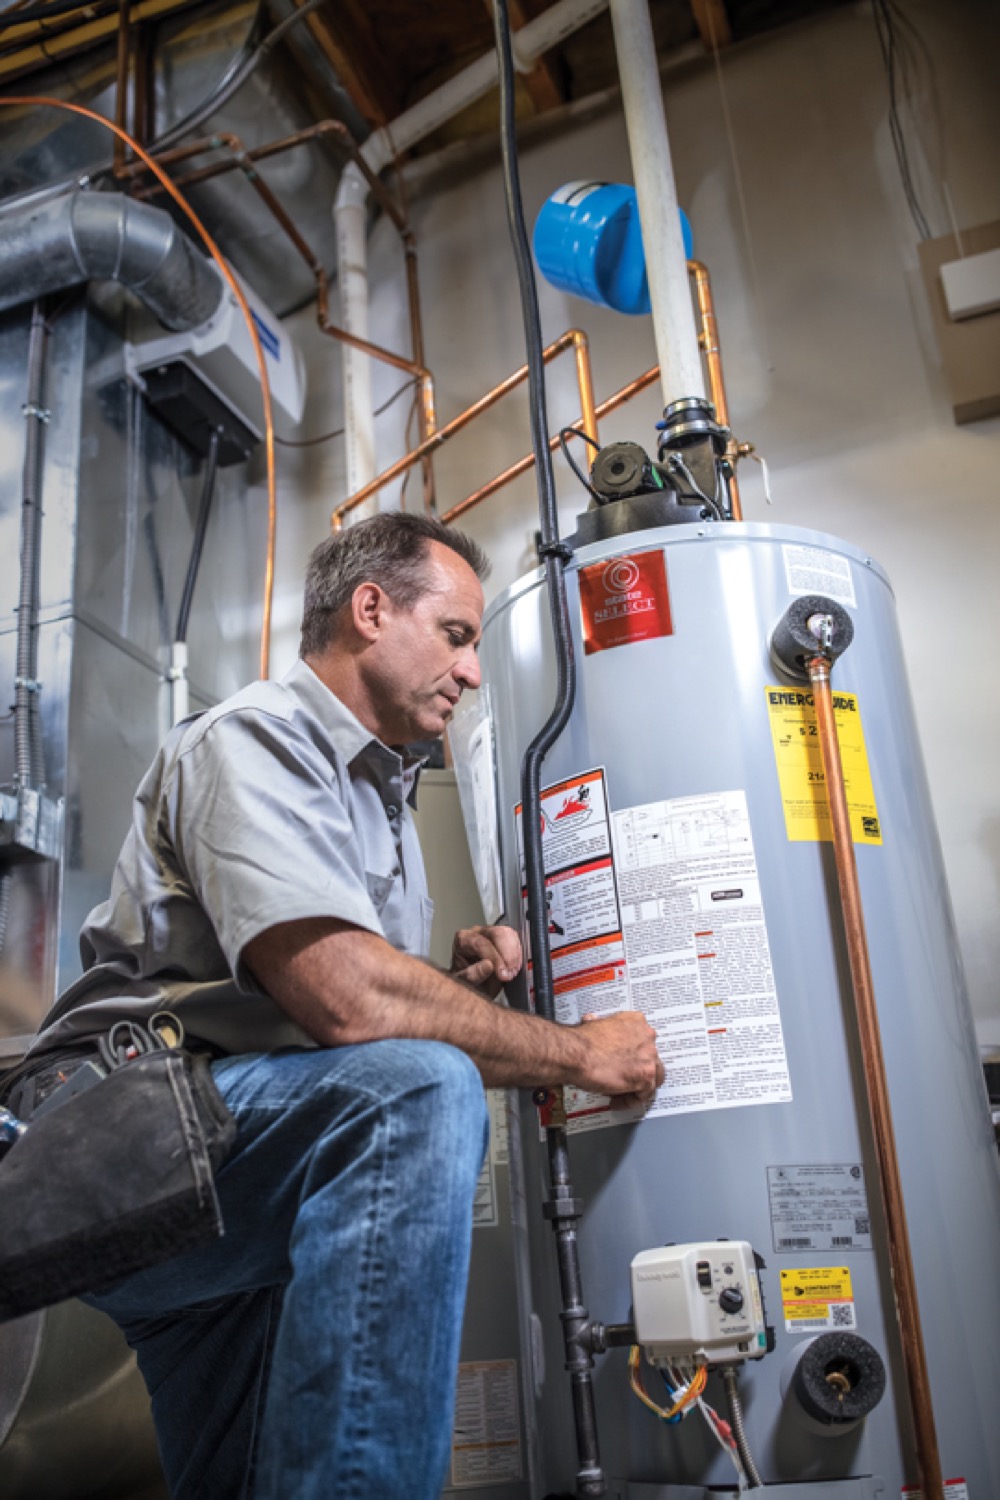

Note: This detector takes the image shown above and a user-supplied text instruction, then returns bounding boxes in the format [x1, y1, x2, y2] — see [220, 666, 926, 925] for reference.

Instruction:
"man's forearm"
[243, 918, 660, 1099]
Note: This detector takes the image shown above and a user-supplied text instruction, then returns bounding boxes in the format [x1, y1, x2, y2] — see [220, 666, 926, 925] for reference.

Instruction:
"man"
[24, 512, 662, 1499]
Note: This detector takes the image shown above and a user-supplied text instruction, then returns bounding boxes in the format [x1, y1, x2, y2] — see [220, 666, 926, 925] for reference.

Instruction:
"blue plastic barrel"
[533, 181, 693, 316]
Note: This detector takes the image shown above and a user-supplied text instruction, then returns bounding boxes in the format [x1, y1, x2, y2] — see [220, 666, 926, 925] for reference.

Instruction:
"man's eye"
[447, 631, 465, 646]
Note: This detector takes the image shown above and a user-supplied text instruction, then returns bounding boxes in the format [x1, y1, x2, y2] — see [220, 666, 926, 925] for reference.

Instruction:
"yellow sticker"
[765, 686, 882, 845]
[779, 1266, 857, 1331]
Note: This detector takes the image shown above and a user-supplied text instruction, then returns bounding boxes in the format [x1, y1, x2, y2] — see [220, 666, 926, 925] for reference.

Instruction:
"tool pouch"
[0, 1049, 235, 1323]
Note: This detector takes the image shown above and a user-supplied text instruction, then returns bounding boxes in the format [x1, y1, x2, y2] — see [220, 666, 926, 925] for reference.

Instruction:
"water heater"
[456, 517, 1000, 1498]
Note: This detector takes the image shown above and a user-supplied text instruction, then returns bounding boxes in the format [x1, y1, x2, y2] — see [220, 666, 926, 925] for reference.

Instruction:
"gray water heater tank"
[463, 519, 1000, 1497]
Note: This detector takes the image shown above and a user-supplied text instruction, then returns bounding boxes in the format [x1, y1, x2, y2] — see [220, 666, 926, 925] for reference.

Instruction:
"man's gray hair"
[300, 512, 490, 657]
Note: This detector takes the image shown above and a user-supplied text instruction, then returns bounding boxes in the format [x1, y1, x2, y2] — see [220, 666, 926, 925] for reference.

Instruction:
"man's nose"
[456, 647, 481, 690]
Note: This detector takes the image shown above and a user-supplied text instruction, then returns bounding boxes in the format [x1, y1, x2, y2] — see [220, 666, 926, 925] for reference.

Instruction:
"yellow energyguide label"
[765, 686, 882, 845]
[780, 1266, 856, 1329]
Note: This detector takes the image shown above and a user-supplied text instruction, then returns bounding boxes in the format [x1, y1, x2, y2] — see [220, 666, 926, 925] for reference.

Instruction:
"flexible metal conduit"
[0, 190, 224, 332]
[15, 303, 51, 790]
[493, 0, 605, 1492]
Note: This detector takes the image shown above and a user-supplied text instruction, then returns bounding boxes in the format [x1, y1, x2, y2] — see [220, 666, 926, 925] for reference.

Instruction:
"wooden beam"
[691, 0, 731, 51]
[292, 0, 407, 132]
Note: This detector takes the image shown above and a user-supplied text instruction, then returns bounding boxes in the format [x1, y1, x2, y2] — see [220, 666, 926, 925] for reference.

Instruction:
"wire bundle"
[627, 1347, 754, 1493]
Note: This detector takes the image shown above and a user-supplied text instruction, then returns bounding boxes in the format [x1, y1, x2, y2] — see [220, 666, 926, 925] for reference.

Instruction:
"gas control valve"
[630, 1240, 771, 1366]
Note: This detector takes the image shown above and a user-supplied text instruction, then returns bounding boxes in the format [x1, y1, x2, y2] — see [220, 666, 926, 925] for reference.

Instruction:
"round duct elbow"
[0, 190, 224, 333]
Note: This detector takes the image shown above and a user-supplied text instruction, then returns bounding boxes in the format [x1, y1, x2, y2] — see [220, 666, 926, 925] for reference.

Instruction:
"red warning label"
[579, 550, 672, 655]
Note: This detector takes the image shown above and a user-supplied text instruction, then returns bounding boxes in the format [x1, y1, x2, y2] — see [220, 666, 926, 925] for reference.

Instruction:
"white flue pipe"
[334, 165, 377, 496]
[333, 0, 611, 497]
[608, 0, 705, 405]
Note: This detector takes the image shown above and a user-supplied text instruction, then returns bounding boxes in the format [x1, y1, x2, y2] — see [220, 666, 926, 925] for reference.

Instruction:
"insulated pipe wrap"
[0, 191, 224, 331]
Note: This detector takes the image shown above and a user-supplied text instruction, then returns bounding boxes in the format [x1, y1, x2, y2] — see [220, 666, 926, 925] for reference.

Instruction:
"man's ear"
[350, 581, 384, 643]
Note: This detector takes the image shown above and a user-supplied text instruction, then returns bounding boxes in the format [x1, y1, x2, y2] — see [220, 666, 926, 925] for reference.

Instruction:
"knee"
[377, 1040, 488, 1172]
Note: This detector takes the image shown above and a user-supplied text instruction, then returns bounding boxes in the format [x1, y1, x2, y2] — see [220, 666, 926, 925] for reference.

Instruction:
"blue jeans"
[87, 1040, 489, 1500]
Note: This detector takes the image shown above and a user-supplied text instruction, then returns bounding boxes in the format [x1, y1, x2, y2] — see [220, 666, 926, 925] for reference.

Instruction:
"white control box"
[125, 264, 306, 437]
[630, 1241, 768, 1366]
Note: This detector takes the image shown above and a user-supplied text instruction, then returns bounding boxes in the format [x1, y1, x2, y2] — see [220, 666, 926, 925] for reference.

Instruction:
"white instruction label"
[517, 779, 791, 1134]
[783, 544, 857, 607]
[614, 789, 791, 1121]
[488, 1089, 510, 1167]
[451, 1360, 522, 1488]
[902, 1481, 968, 1500]
[768, 1163, 872, 1253]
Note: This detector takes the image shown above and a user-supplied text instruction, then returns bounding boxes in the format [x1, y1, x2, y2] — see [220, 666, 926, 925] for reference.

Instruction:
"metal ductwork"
[0, 191, 224, 332]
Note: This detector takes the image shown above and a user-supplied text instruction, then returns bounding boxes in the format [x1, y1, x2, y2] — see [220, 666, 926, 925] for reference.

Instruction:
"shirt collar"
[282, 658, 427, 807]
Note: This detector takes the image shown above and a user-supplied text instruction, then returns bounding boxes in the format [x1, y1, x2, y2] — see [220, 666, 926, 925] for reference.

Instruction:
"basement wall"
[260, 0, 1000, 1042]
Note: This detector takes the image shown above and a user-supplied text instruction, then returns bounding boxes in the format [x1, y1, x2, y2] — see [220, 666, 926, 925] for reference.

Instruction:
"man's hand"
[575, 1011, 664, 1105]
[450, 924, 523, 997]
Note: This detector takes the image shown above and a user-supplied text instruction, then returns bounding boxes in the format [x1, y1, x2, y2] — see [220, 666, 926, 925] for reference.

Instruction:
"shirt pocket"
[365, 871, 394, 916]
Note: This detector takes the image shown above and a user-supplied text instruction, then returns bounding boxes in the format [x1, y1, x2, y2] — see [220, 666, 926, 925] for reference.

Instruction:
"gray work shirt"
[31, 659, 433, 1058]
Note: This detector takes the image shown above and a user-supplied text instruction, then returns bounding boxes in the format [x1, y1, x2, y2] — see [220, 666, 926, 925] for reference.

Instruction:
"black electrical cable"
[558, 426, 604, 504]
[492, 0, 575, 1032]
[274, 376, 419, 449]
[492, 3, 606, 1495]
[870, 0, 933, 240]
[140, 0, 329, 155]
[175, 429, 220, 645]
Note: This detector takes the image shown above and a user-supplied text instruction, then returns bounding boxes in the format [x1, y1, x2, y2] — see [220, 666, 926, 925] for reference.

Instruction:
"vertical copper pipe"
[571, 330, 598, 445]
[689, 259, 742, 520]
[331, 329, 588, 529]
[403, 231, 436, 512]
[807, 656, 944, 1500]
[113, 0, 130, 175]
[439, 364, 659, 525]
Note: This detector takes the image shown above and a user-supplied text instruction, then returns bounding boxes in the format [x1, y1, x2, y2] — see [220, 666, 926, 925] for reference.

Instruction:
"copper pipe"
[806, 655, 944, 1500]
[128, 124, 437, 492]
[440, 364, 660, 525]
[573, 331, 599, 446]
[331, 329, 595, 529]
[113, 0, 129, 175]
[689, 258, 742, 520]
[403, 229, 436, 511]
[133, 128, 440, 426]
[130, 119, 406, 234]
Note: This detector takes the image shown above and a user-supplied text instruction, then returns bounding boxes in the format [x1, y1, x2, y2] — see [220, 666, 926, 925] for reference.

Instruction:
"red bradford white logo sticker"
[579, 549, 673, 654]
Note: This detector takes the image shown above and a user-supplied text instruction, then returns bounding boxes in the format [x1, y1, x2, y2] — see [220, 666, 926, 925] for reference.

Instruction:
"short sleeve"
[165, 707, 383, 985]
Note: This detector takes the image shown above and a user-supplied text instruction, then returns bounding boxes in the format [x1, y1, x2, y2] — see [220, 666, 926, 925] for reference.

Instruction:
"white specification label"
[450, 1360, 522, 1489]
[903, 1482, 968, 1500]
[783, 543, 857, 607]
[614, 789, 792, 1121]
[768, 1163, 873, 1253]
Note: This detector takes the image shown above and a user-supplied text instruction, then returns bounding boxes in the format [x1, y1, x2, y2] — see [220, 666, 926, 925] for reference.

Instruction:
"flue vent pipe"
[0, 190, 224, 332]
[333, 0, 611, 496]
[608, 0, 705, 405]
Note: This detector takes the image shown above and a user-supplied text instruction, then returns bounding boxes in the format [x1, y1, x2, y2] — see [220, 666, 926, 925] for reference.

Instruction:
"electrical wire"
[557, 425, 603, 504]
[175, 429, 220, 645]
[275, 376, 419, 449]
[696, 1395, 749, 1493]
[628, 1346, 707, 1422]
[663, 452, 724, 520]
[0, 95, 278, 679]
[492, 0, 576, 1031]
[870, 0, 933, 239]
[138, 0, 330, 155]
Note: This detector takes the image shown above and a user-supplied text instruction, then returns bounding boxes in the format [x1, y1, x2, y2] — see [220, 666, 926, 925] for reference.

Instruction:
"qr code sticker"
[831, 1304, 855, 1328]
